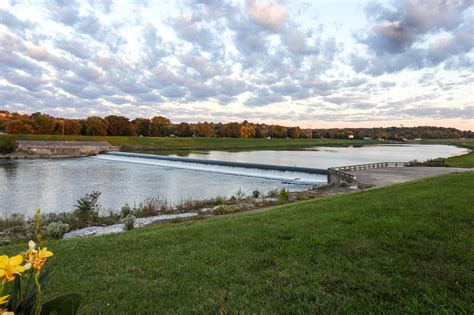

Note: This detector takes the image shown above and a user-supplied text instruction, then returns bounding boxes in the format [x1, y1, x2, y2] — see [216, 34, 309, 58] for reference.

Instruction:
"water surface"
[0, 144, 467, 216]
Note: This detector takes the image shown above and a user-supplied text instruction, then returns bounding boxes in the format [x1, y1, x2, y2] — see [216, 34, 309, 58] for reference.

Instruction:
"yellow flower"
[0, 255, 26, 282]
[0, 295, 8, 306]
[0, 309, 14, 315]
[37, 248, 53, 260]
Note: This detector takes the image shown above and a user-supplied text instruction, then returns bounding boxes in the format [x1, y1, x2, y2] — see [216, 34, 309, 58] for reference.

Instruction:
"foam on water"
[94, 154, 326, 185]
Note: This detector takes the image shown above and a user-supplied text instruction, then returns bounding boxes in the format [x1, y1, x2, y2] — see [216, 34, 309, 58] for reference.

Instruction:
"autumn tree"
[84, 116, 108, 136]
[193, 122, 214, 137]
[31, 112, 56, 134]
[5, 120, 36, 134]
[150, 116, 171, 137]
[105, 115, 132, 136]
[132, 118, 151, 136]
[63, 120, 81, 135]
[288, 127, 302, 138]
[175, 122, 193, 137]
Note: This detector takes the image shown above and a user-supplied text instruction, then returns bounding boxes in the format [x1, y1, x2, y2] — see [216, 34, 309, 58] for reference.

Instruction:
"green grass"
[4, 172, 473, 313]
[444, 152, 474, 168]
[7, 134, 380, 151]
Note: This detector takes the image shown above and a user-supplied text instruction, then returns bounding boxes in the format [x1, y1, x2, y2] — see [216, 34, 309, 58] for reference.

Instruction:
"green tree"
[84, 116, 108, 136]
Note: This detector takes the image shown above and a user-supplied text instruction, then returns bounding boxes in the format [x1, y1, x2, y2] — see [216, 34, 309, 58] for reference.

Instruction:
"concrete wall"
[16, 141, 118, 157]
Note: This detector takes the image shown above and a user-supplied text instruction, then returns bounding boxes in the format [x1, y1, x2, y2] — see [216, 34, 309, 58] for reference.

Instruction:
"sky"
[0, 0, 473, 129]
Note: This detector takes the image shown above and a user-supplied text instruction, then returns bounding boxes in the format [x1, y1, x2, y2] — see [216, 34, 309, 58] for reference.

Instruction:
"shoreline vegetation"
[1, 183, 360, 244]
[2, 172, 473, 313]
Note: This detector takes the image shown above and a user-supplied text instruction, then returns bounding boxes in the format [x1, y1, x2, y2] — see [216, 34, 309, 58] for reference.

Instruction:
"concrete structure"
[348, 166, 470, 187]
[16, 141, 118, 157]
[328, 162, 470, 187]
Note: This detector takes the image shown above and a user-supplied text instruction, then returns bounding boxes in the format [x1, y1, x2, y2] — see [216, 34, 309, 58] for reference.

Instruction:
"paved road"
[348, 167, 472, 187]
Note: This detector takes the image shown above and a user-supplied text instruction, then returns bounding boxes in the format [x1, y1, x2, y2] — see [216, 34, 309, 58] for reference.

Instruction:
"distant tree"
[288, 127, 302, 138]
[240, 125, 256, 138]
[31, 112, 56, 134]
[271, 125, 288, 138]
[105, 115, 132, 136]
[132, 118, 151, 136]
[175, 122, 193, 137]
[6, 120, 35, 134]
[193, 122, 214, 137]
[255, 124, 269, 138]
[150, 116, 171, 137]
[63, 120, 81, 135]
[85, 116, 108, 136]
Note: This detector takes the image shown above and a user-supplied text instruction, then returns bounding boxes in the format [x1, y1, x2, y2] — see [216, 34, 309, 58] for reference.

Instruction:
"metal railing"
[327, 162, 409, 183]
[331, 162, 408, 172]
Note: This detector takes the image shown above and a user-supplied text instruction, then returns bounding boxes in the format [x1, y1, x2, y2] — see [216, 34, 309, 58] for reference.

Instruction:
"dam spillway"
[97, 151, 328, 185]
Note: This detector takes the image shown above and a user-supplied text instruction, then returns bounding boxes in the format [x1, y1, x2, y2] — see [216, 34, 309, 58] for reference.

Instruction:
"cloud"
[245, 0, 288, 32]
[355, 0, 474, 74]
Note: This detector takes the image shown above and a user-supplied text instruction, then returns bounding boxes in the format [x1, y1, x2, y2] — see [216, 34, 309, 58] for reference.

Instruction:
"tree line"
[0, 111, 472, 140]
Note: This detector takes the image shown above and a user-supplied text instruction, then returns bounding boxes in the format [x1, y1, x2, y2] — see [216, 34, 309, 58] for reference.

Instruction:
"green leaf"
[41, 293, 82, 315]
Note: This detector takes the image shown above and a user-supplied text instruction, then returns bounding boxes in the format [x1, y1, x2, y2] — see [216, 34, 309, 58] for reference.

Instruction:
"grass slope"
[5, 172, 472, 313]
[8, 134, 379, 151]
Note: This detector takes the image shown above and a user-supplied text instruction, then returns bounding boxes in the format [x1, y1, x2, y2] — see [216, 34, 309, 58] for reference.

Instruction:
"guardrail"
[327, 161, 409, 184]
[331, 162, 408, 172]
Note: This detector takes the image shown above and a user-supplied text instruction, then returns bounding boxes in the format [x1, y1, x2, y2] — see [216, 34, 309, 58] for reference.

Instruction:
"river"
[0, 144, 467, 216]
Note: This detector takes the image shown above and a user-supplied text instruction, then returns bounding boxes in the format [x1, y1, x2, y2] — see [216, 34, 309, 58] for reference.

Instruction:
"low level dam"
[98, 152, 328, 185]
[15, 141, 118, 157]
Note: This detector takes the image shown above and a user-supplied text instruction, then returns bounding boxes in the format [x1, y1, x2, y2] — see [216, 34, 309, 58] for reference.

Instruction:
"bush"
[278, 188, 289, 203]
[73, 191, 101, 224]
[46, 221, 70, 239]
[122, 214, 136, 231]
[234, 188, 245, 200]
[252, 190, 261, 198]
[0, 135, 17, 154]
[268, 189, 279, 198]
[120, 203, 133, 218]
[0, 231, 10, 245]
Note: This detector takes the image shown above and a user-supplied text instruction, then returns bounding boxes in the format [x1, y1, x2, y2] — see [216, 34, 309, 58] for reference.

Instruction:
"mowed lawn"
[3, 172, 471, 313]
[9, 134, 379, 151]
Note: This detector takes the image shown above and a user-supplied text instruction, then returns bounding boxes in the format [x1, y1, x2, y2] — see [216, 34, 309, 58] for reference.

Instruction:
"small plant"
[120, 203, 133, 218]
[0, 231, 10, 246]
[252, 190, 261, 198]
[0, 136, 17, 154]
[268, 189, 279, 198]
[122, 214, 136, 231]
[234, 188, 246, 200]
[46, 221, 70, 239]
[73, 191, 101, 224]
[212, 205, 229, 215]
[278, 188, 289, 203]
[339, 180, 349, 187]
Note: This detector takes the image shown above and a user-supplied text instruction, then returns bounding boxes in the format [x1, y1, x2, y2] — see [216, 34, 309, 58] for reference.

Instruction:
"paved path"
[348, 167, 471, 187]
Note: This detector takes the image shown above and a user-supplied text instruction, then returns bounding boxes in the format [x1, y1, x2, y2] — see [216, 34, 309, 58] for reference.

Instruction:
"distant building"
[348, 134, 354, 139]
[363, 137, 372, 140]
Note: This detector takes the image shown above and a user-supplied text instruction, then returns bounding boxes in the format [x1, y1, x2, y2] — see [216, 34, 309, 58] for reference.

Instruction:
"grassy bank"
[436, 140, 474, 168]
[4, 172, 473, 313]
[6, 134, 380, 151]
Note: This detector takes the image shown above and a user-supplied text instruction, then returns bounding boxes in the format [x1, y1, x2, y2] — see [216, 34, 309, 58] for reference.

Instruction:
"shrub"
[278, 188, 289, 203]
[268, 189, 279, 198]
[73, 191, 101, 224]
[120, 203, 133, 218]
[0, 231, 10, 245]
[122, 214, 136, 231]
[234, 188, 245, 200]
[212, 205, 229, 215]
[0, 135, 17, 154]
[46, 221, 70, 239]
[252, 190, 261, 198]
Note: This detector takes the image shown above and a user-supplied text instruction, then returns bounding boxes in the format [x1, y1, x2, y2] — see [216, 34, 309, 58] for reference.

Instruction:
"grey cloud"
[56, 38, 92, 59]
[356, 0, 473, 74]
[0, 9, 35, 32]
[48, 0, 81, 25]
